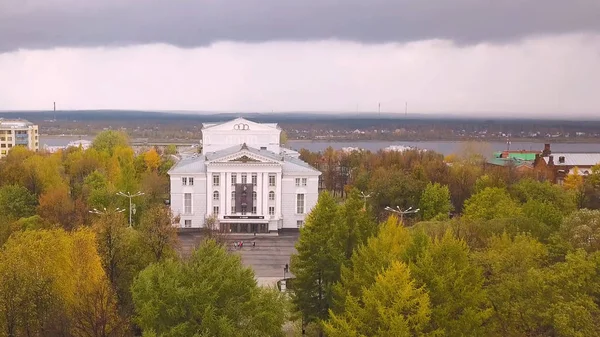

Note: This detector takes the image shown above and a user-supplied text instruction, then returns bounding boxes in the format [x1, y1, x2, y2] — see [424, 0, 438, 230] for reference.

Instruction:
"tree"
[92, 209, 129, 286]
[0, 229, 124, 336]
[131, 239, 286, 336]
[280, 130, 288, 145]
[0, 184, 37, 220]
[463, 187, 522, 221]
[138, 205, 178, 262]
[334, 188, 378, 260]
[324, 261, 432, 337]
[92, 130, 129, 156]
[163, 144, 177, 156]
[143, 148, 161, 172]
[368, 166, 427, 220]
[510, 178, 576, 214]
[333, 216, 421, 312]
[419, 182, 453, 221]
[555, 209, 600, 254]
[37, 185, 76, 230]
[290, 192, 341, 332]
[564, 167, 586, 209]
[410, 231, 491, 335]
[474, 233, 550, 336]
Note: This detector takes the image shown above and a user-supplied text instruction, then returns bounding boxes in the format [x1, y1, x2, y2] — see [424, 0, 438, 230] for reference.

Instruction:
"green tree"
[463, 187, 522, 221]
[419, 182, 453, 221]
[333, 216, 422, 312]
[92, 130, 129, 156]
[474, 233, 550, 336]
[131, 239, 286, 337]
[139, 204, 178, 261]
[280, 130, 288, 145]
[335, 188, 378, 260]
[410, 231, 491, 335]
[163, 144, 177, 156]
[290, 191, 341, 331]
[0, 184, 37, 220]
[324, 261, 432, 337]
[510, 178, 576, 214]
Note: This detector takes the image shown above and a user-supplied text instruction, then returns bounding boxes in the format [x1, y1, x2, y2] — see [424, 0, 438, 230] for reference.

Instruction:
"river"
[40, 136, 600, 156]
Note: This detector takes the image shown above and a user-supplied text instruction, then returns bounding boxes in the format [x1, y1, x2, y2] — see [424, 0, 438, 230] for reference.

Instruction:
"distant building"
[44, 139, 93, 153]
[534, 143, 600, 184]
[168, 118, 321, 233]
[0, 119, 39, 158]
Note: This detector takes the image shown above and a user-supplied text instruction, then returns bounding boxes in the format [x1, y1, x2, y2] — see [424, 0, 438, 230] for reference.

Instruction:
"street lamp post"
[360, 191, 372, 205]
[384, 206, 420, 224]
[89, 207, 126, 215]
[116, 191, 145, 227]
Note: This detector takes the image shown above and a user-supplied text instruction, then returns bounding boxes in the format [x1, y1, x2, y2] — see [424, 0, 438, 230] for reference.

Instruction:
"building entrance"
[220, 223, 268, 233]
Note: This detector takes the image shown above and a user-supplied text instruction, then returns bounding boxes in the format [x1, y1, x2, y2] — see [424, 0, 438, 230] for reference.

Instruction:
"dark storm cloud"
[1, 0, 599, 52]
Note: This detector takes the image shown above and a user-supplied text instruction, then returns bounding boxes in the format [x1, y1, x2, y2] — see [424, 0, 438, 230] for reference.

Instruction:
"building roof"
[170, 143, 320, 175]
[494, 151, 538, 161]
[0, 118, 35, 128]
[168, 155, 207, 174]
[543, 153, 600, 167]
[202, 117, 279, 130]
[487, 157, 533, 168]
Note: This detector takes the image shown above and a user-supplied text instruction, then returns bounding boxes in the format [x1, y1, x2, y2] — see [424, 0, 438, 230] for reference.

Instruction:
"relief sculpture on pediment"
[230, 155, 259, 163]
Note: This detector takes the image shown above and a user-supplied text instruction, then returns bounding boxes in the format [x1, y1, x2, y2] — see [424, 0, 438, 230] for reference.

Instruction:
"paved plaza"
[178, 231, 299, 287]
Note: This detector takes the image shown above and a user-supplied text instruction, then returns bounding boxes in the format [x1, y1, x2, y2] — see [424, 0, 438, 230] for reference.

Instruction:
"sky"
[1, 0, 600, 117]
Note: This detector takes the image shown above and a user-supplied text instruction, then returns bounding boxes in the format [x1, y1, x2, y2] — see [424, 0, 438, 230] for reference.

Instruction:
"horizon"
[1, 109, 599, 122]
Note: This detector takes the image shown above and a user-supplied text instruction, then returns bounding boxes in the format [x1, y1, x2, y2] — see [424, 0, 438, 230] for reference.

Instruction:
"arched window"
[252, 191, 257, 201]
[269, 191, 275, 201]
[213, 191, 219, 201]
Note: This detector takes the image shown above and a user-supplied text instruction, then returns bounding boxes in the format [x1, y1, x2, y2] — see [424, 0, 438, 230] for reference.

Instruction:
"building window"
[189, 177, 194, 186]
[269, 174, 276, 187]
[213, 174, 220, 186]
[231, 174, 237, 186]
[297, 220, 304, 228]
[182, 177, 187, 185]
[213, 206, 219, 215]
[252, 206, 257, 214]
[252, 191, 257, 201]
[184, 193, 192, 214]
[241, 173, 247, 184]
[269, 206, 275, 216]
[296, 194, 305, 214]
[231, 191, 236, 200]
[241, 207, 247, 215]
[213, 191, 219, 201]
[231, 205, 236, 214]
[295, 178, 300, 187]
[302, 178, 307, 186]
[252, 174, 257, 186]
[184, 220, 191, 228]
[269, 191, 275, 201]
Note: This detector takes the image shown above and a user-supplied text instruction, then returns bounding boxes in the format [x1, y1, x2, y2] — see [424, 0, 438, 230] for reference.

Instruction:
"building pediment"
[206, 145, 282, 165]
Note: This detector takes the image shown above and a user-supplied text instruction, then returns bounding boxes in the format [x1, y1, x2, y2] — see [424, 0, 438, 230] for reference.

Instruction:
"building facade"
[534, 144, 600, 184]
[0, 119, 39, 158]
[169, 118, 321, 232]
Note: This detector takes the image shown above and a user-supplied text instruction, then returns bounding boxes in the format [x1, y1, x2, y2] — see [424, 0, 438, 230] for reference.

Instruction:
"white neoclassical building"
[169, 118, 321, 233]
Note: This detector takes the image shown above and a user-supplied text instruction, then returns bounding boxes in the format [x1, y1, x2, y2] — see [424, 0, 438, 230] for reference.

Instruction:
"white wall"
[202, 128, 281, 154]
[281, 175, 320, 229]
[170, 174, 207, 228]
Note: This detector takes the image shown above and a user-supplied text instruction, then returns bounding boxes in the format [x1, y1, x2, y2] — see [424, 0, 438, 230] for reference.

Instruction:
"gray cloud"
[1, 0, 599, 52]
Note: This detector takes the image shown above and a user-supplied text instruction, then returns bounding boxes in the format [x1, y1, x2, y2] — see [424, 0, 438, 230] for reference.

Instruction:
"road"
[178, 231, 299, 287]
